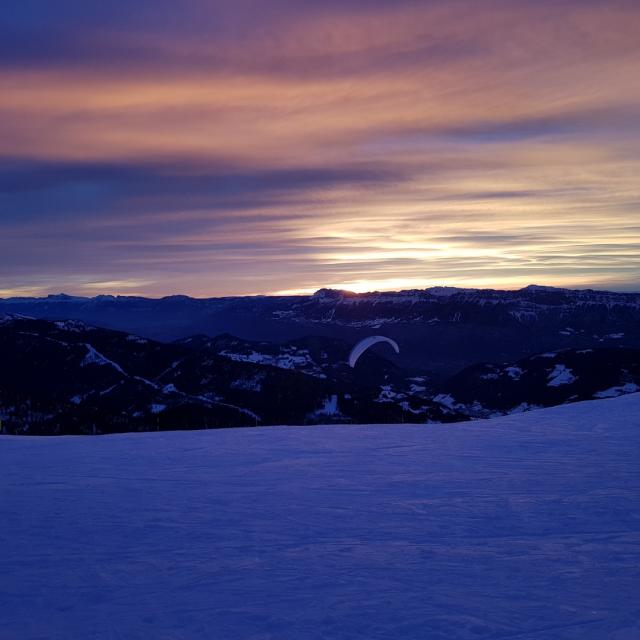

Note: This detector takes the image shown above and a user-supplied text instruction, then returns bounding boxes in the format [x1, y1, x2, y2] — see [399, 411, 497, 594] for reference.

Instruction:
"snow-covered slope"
[2, 395, 640, 639]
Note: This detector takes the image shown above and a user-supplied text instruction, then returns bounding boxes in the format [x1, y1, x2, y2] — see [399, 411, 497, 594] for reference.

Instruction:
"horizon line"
[2, 282, 640, 301]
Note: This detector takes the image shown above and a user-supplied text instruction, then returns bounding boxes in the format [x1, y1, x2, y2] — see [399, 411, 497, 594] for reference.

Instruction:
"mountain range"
[2, 284, 639, 378]
[2, 284, 639, 434]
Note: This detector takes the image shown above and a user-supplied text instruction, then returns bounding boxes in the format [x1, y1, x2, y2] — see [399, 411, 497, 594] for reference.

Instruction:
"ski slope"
[2, 395, 640, 639]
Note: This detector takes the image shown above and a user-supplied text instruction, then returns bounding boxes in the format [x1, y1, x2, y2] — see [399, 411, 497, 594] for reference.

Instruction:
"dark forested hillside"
[1, 312, 638, 435]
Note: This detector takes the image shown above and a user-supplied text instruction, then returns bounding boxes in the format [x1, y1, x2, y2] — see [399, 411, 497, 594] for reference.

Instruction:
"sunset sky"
[2, 0, 639, 297]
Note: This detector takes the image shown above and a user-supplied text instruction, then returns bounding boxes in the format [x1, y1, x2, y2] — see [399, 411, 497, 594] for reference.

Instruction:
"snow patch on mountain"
[505, 366, 523, 380]
[593, 382, 639, 398]
[54, 320, 92, 332]
[433, 393, 462, 410]
[509, 401, 544, 413]
[376, 385, 405, 403]
[220, 349, 324, 377]
[230, 376, 263, 392]
[0, 313, 32, 324]
[316, 394, 340, 416]
[547, 364, 577, 387]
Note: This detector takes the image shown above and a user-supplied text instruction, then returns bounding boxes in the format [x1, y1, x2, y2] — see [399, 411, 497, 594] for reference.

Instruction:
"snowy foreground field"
[2, 395, 640, 640]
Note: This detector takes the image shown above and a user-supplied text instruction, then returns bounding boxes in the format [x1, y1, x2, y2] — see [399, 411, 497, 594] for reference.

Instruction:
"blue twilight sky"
[1, 0, 639, 296]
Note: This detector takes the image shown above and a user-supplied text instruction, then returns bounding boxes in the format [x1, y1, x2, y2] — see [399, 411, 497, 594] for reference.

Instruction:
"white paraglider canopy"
[348, 335, 400, 368]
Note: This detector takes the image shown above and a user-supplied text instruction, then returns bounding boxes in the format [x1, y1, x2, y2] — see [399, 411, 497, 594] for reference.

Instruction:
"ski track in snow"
[81, 343, 127, 375]
[1, 394, 640, 640]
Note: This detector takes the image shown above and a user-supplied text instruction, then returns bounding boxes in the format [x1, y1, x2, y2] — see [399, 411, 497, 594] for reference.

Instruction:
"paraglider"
[348, 335, 400, 368]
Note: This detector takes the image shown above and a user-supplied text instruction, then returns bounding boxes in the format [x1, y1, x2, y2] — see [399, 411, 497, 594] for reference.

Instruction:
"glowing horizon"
[3, 274, 639, 300]
[1, 1, 639, 297]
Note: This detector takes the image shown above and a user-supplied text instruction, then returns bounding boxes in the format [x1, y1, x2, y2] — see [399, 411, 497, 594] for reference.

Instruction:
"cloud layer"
[1, 0, 639, 295]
